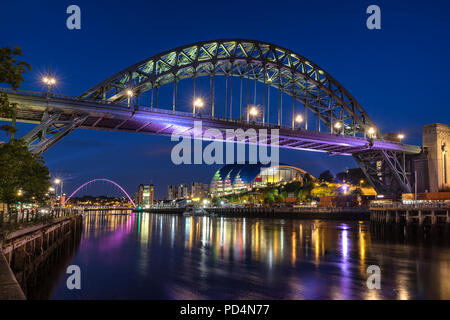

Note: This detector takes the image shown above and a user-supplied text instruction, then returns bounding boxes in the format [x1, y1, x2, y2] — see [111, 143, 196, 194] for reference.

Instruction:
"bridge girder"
[353, 149, 412, 199]
[22, 110, 88, 154]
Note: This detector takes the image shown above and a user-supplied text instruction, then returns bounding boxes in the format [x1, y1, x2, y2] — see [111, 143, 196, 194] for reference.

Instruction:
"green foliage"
[0, 46, 50, 210]
[263, 192, 275, 204]
[0, 46, 31, 90]
[0, 46, 31, 140]
[0, 140, 51, 206]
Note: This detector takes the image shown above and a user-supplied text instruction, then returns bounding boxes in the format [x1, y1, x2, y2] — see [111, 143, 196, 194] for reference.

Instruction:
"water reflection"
[45, 211, 450, 300]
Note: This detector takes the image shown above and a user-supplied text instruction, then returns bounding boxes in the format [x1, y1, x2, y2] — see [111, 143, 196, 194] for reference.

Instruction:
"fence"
[0, 207, 83, 230]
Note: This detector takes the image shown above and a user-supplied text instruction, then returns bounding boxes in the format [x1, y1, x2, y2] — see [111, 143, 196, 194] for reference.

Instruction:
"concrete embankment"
[0, 251, 26, 300]
[0, 214, 83, 299]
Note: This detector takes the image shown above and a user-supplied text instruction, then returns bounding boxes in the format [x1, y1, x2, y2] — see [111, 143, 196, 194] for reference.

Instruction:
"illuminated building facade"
[210, 163, 309, 196]
[167, 185, 177, 200]
[138, 184, 154, 207]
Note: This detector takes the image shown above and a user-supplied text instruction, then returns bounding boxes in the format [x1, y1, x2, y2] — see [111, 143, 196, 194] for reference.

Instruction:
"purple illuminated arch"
[64, 178, 136, 208]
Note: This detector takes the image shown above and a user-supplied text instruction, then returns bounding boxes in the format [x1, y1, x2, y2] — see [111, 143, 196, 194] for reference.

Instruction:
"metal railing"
[0, 207, 84, 232]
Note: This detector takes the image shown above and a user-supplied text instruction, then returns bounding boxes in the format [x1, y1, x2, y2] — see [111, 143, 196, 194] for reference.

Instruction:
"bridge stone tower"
[422, 123, 450, 192]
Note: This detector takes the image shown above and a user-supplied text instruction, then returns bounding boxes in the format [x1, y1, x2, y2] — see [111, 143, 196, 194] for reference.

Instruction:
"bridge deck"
[1, 89, 421, 155]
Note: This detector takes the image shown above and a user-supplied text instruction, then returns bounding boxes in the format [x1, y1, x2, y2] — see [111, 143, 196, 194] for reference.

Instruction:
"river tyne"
[30, 211, 450, 300]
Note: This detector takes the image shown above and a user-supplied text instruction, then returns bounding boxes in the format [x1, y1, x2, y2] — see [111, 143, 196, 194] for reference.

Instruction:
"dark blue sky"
[1, 0, 449, 199]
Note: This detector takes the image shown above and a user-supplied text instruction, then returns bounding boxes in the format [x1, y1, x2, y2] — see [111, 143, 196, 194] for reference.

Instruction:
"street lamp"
[294, 114, 303, 128]
[127, 90, 133, 107]
[54, 178, 63, 207]
[42, 76, 56, 95]
[368, 127, 376, 137]
[247, 106, 258, 122]
[334, 121, 342, 134]
[193, 98, 204, 115]
[398, 133, 405, 143]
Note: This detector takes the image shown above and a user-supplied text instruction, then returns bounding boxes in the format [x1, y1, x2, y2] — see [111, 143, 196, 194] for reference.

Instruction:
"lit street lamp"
[54, 178, 63, 207]
[334, 121, 342, 134]
[247, 106, 258, 122]
[127, 90, 133, 107]
[368, 127, 376, 138]
[398, 133, 405, 143]
[42, 76, 56, 95]
[193, 98, 204, 115]
[294, 114, 303, 129]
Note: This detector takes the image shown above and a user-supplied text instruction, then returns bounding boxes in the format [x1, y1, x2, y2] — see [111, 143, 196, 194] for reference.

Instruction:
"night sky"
[1, 0, 449, 199]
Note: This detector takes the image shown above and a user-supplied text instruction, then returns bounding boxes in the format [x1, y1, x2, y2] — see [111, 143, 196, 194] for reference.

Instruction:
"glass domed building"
[210, 163, 310, 196]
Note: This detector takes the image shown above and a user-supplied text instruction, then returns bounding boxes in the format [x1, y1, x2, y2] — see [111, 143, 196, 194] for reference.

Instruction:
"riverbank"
[142, 206, 370, 220]
[0, 214, 83, 299]
[0, 252, 25, 300]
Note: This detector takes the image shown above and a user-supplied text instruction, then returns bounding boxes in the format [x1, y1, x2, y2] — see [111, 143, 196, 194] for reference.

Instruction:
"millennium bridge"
[0, 39, 422, 198]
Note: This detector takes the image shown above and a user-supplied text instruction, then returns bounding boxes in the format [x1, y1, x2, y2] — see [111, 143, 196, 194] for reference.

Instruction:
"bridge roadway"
[1, 88, 421, 156]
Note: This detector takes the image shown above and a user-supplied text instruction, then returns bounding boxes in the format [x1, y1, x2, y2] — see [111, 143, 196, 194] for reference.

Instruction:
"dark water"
[42, 211, 450, 300]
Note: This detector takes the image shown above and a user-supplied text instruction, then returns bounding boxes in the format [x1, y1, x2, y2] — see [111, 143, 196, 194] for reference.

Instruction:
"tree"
[0, 46, 50, 213]
[0, 140, 51, 209]
[318, 170, 334, 182]
[0, 46, 31, 140]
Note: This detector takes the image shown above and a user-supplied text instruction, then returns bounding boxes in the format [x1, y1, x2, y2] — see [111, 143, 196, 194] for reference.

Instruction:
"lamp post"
[334, 121, 342, 134]
[398, 133, 405, 143]
[42, 76, 56, 96]
[54, 178, 63, 207]
[294, 114, 303, 129]
[193, 98, 204, 115]
[247, 106, 258, 122]
[127, 90, 133, 108]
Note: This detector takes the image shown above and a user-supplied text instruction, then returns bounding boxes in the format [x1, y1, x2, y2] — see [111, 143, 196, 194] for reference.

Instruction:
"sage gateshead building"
[210, 163, 310, 196]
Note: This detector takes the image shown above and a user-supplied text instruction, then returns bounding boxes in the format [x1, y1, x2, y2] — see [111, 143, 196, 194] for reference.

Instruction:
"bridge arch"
[64, 178, 136, 208]
[81, 39, 375, 136]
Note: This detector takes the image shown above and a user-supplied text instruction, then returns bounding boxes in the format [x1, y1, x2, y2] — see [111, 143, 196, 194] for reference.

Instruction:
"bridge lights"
[368, 127, 376, 137]
[193, 98, 204, 115]
[398, 134, 405, 142]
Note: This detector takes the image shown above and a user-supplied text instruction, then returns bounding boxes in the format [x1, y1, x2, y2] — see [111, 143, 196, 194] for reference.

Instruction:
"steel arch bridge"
[0, 39, 422, 199]
[81, 39, 374, 135]
[64, 178, 136, 208]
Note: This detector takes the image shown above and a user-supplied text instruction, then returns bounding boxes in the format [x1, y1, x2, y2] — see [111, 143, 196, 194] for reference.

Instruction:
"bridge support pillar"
[353, 149, 413, 199]
[22, 111, 88, 154]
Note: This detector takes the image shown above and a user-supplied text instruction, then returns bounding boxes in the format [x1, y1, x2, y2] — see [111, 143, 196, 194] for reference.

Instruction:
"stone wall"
[423, 123, 450, 192]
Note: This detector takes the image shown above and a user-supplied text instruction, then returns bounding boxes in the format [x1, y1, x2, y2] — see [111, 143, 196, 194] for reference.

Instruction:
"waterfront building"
[137, 184, 154, 207]
[191, 182, 204, 198]
[210, 163, 311, 196]
[178, 184, 190, 199]
[422, 123, 450, 192]
[167, 185, 178, 200]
